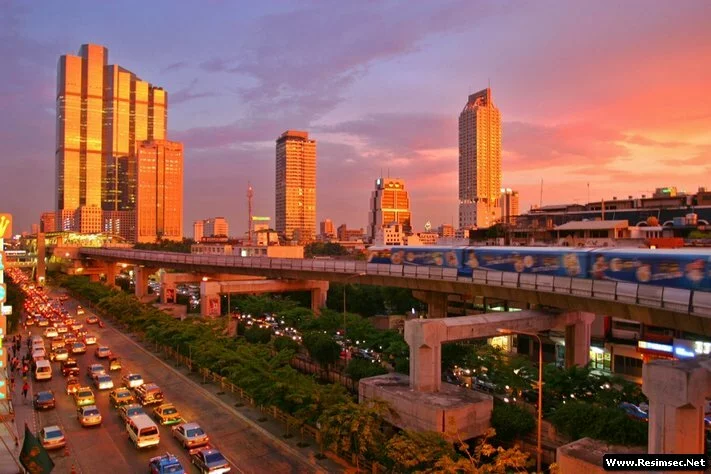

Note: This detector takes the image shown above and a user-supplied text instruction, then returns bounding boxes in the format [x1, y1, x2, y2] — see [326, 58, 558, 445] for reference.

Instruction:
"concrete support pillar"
[413, 290, 449, 318]
[134, 266, 156, 299]
[310, 280, 329, 315]
[161, 280, 177, 304]
[200, 281, 222, 318]
[643, 359, 710, 458]
[404, 319, 447, 392]
[563, 311, 595, 368]
[36, 232, 46, 285]
[104, 263, 117, 288]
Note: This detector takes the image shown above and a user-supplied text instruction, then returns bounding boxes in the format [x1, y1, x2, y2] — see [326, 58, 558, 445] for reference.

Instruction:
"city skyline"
[2, 1, 711, 234]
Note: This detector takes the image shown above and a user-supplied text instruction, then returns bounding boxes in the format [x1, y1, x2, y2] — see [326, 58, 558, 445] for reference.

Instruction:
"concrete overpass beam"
[562, 311, 595, 368]
[643, 359, 710, 455]
[413, 290, 449, 319]
[310, 280, 329, 315]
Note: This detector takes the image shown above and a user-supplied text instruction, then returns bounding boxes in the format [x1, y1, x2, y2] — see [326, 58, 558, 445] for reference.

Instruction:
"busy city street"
[9, 278, 325, 473]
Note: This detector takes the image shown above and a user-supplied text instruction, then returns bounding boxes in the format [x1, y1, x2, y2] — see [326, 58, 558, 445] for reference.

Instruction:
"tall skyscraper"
[367, 177, 412, 242]
[135, 140, 183, 242]
[56, 43, 168, 233]
[275, 130, 317, 243]
[56, 44, 106, 214]
[500, 188, 520, 225]
[458, 88, 502, 229]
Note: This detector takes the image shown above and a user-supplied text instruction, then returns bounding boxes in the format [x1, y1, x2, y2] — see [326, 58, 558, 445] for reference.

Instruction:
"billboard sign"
[0, 214, 12, 239]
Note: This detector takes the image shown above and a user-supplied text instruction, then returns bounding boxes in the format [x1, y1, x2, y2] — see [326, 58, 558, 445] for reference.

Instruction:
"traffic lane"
[91, 314, 315, 473]
[29, 336, 195, 474]
[64, 348, 196, 473]
[29, 334, 139, 474]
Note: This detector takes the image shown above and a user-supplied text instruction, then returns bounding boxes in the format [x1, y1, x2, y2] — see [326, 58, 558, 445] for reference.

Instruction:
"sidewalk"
[0, 340, 23, 474]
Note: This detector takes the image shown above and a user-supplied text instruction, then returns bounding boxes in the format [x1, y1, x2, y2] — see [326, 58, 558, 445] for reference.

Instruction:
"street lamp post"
[499, 329, 543, 474]
[342, 273, 366, 342]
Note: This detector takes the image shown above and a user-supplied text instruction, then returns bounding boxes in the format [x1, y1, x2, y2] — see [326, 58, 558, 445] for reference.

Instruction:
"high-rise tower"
[135, 140, 183, 242]
[275, 130, 317, 243]
[56, 43, 169, 234]
[367, 177, 412, 242]
[458, 88, 502, 229]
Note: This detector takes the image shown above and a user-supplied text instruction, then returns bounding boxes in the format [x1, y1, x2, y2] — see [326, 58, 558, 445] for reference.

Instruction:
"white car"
[84, 334, 97, 345]
[43, 328, 59, 338]
[121, 373, 144, 389]
[93, 374, 114, 390]
[32, 349, 46, 360]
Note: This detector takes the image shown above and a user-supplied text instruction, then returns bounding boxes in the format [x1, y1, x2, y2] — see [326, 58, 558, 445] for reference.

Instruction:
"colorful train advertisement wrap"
[367, 246, 711, 292]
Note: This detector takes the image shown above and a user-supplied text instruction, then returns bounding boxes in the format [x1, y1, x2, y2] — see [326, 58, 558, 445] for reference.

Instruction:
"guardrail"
[79, 248, 711, 318]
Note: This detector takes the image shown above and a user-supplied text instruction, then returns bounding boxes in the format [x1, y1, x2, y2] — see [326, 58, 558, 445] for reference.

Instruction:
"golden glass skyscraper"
[56, 44, 168, 232]
[136, 140, 183, 243]
[275, 130, 317, 243]
[458, 88, 502, 229]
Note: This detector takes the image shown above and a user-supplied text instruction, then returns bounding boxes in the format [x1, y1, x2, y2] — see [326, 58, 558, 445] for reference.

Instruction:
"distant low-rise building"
[375, 222, 406, 246]
[320, 219, 336, 240]
[337, 224, 365, 242]
[40, 211, 57, 233]
[438, 224, 455, 238]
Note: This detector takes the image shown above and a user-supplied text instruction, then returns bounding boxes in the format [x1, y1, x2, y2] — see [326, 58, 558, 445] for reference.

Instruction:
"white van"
[34, 359, 52, 380]
[126, 414, 160, 448]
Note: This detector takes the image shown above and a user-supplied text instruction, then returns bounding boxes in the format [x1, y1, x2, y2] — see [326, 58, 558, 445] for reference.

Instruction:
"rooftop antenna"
[247, 181, 254, 245]
[387, 168, 390, 178]
[587, 182, 590, 204]
[539, 178, 543, 209]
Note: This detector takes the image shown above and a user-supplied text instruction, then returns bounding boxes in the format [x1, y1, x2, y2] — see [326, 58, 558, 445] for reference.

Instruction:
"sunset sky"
[2, 0, 710, 235]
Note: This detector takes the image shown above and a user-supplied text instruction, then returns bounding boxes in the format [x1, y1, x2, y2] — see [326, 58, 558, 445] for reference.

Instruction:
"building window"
[590, 350, 611, 371]
[613, 355, 643, 378]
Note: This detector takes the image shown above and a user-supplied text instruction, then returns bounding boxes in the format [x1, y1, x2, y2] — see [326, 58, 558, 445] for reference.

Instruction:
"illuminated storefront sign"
[672, 339, 711, 358]
[637, 340, 673, 354]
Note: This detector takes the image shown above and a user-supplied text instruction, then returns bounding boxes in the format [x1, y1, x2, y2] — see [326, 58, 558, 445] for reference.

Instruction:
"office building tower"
[40, 212, 57, 233]
[458, 88, 502, 229]
[320, 219, 335, 239]
[56, 43, 168, 231]
[367, 177, 411, 242]
[203, 217, 229, 237]
[500, 188, 520, 225]
[135, 140, 183, 242]
[193, 220, 204, 242]
[275, 130, 317, 242]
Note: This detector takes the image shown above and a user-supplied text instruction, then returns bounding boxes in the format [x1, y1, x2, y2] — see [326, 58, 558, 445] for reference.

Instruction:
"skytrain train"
[367, 246, 711, 292]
